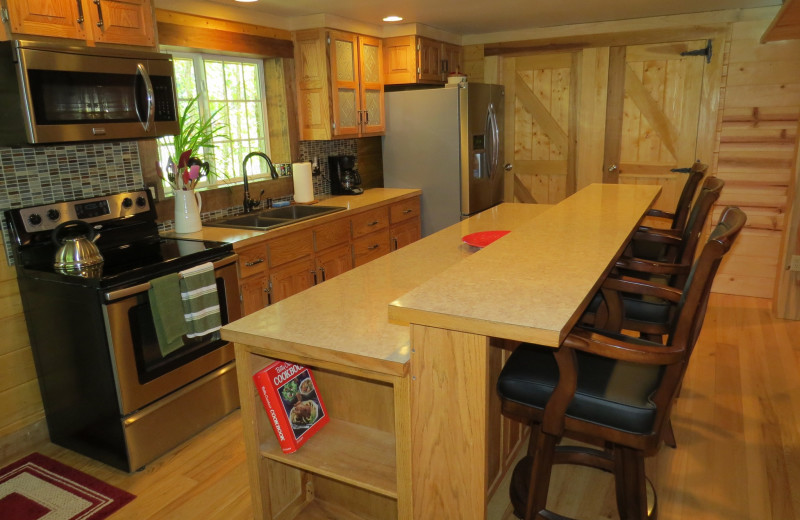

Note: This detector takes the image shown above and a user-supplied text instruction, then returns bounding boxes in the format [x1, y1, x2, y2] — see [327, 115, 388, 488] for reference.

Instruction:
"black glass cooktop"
[20, 236, 233, 287]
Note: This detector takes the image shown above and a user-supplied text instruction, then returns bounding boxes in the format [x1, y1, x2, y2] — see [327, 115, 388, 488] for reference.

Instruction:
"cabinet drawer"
[389, 197, 420, 224]
[314, 218, 351, 251]
[351, 207, 389, 239]
[236, 244, 268, 279]
[268, 229, 313, 267]
[352, 229, 390, 267]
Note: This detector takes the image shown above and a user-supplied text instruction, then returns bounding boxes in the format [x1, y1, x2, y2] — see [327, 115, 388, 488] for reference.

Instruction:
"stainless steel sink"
[260, 205, 344, 219]
[203, 205, 345, 230]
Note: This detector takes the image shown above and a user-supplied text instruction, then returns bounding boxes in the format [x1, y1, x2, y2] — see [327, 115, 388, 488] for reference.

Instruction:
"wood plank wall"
[467, 10, 800, 301]
[712, 19, 800, 298]
[0, 240, 47, 461]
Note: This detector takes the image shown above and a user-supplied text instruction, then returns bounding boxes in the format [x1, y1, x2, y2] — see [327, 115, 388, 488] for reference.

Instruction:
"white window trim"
[160, 48, 272, 192]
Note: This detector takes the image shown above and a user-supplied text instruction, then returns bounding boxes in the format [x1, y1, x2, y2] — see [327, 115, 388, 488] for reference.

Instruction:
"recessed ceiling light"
[235, 0, 258, 3]
[383, 16, 403, 22]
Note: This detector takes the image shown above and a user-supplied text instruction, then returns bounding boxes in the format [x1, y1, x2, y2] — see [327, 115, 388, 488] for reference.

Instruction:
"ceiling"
[203, 0, 781, 36]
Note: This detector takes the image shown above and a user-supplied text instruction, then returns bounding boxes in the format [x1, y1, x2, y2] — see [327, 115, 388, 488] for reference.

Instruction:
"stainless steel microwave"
[0, 40, 179, 145]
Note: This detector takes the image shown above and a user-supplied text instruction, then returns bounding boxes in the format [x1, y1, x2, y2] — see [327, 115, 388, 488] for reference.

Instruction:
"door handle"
[504, 163, 513, 171]
[93, 0, 104, 27]
[607, 164, 619, 173]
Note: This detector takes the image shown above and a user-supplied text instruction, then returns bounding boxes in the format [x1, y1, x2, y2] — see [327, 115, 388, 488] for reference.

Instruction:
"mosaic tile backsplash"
[1, 142, 144, 264]
[1, 139, 360, 264]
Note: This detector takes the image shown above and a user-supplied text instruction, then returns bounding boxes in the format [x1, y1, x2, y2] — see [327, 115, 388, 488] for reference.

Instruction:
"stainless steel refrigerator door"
[383, 87, 464, 237]
[461, 83, 505, 216]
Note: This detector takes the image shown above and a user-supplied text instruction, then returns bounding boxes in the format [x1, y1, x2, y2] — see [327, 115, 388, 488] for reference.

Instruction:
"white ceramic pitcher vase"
[174, 190, 202, 234]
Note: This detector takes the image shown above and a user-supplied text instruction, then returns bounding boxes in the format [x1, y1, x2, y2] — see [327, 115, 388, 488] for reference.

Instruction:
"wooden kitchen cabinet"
[294, 28, 385, 140]
[315, 244, 352, 282]
[233, 194, 420, 314]
[237, 243, 269, 316]
[3, 0, 155, 46]
[383, 35, 463, 85]
[313, 218, 352, 282]
[269, 257, 315, 304]
[240, 275, 269, 316]
[390, 220, 420, 251]
[389, 197, 421, 251]
[442, 42, 464, 75]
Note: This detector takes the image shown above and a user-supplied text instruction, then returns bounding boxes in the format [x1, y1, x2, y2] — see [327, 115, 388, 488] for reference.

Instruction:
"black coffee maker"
[328, 155, 363, 195]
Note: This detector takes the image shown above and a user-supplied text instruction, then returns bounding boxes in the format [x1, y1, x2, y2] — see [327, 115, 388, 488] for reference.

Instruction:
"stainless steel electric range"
[4, 189, 242, 472]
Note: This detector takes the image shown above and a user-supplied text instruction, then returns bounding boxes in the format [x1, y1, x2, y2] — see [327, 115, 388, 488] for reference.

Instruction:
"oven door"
[103, 256, 241, 415]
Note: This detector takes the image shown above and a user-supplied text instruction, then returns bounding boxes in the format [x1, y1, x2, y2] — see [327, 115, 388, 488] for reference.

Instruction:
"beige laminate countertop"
[162, 188, 421, 248]
[221, 202, 552, 377]
[389, 183, 662, 347]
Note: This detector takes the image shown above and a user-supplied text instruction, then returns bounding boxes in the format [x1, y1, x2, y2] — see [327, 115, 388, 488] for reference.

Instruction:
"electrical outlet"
[791, 255, 800, 272]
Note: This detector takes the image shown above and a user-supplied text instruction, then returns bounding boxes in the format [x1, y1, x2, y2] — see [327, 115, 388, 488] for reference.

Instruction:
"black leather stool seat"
[497, 340, 663, 435]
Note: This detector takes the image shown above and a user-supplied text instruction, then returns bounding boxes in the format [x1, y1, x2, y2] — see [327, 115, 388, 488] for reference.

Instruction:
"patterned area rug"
[0, 453, 135, 520]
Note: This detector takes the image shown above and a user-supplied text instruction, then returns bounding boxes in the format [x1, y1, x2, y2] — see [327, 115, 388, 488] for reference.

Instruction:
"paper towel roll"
[292, 162, 314, 203]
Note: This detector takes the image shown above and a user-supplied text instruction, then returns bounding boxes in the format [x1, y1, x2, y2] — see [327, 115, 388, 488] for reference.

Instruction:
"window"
[158, 51, 271, 189]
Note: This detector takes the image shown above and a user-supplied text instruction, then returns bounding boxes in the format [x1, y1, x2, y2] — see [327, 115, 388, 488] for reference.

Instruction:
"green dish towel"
[179, 262, 221, 338]
[148, 273, 188, 356]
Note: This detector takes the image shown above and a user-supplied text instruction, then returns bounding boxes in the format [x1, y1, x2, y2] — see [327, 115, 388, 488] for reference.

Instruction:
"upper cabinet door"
[294, 28, 334, 141]
[603, 40, 710, 213]
[89, 0, 155, 46]
[329, 30, 361, 138]
[5, 0, 154, 46]
[358, 35, 385, 136]
[417, 37, 442, 82]
[6, 0, 87, 40]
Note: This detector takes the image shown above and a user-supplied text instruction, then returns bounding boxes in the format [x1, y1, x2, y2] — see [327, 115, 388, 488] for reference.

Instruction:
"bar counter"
[222, 183, 661, 520]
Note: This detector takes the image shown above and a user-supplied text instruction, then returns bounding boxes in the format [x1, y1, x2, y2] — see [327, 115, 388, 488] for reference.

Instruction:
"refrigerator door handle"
[487, 103, 500, 179]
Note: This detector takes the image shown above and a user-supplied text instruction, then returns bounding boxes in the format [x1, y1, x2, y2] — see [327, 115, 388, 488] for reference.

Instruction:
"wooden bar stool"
[497, 207, 747, 520]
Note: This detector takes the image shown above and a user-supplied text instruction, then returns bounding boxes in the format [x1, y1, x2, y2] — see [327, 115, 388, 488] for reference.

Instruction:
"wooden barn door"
[603, 40, 711, 213]
[503, 54, 578, 204]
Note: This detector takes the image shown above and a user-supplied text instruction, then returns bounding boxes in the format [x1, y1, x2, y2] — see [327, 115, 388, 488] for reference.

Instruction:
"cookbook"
[253, 361, 329, 453]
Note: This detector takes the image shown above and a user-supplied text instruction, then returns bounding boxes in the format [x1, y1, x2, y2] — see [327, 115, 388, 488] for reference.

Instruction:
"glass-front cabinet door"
[328, 30, 384, 138]
[358, 35, 385, 136]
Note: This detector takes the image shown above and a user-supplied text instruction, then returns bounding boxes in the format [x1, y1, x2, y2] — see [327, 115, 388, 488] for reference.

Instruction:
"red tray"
[462, 230, 510, 248]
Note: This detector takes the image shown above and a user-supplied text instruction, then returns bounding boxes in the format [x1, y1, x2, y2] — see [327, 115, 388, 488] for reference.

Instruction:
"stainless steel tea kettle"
[52, 220, 104, 272]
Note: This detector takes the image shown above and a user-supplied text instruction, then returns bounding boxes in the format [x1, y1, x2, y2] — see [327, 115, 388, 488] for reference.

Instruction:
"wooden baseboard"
[0, 418, 49, 466]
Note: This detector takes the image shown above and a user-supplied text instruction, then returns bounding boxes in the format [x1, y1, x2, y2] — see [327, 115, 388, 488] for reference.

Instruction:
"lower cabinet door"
[240, 275, 269, 316]
[316, 244, 353, 282]
[269, 258, 316, 303]
[390, 218, 421, 251]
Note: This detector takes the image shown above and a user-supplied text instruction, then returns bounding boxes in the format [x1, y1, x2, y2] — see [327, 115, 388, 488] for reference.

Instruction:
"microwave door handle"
[135, 63, 155, 132]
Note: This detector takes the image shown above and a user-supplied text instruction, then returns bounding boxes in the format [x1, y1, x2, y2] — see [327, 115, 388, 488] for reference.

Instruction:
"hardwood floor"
[10, 293, 800, 519]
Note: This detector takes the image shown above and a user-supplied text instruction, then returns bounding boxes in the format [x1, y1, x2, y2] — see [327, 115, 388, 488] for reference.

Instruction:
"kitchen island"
[222, 184, 661, 520]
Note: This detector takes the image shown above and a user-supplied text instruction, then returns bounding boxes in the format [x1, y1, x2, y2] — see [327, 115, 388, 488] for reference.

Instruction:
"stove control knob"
[28, 213, 42, 226]
[47, 209, 60, 221]
[136, 196, 147, 207]
[122, 197, 133, 208]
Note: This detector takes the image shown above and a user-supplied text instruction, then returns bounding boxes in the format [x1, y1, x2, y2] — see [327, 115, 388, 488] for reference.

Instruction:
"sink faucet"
[242, 151, 279, 213]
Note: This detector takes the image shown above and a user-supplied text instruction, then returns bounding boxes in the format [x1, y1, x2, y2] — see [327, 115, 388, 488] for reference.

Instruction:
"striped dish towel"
[179, 262, 222, 338]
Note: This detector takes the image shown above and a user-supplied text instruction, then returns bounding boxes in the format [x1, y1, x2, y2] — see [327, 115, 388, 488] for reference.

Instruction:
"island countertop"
[220, 202, 551, 377]
[389, 183, 662, 347]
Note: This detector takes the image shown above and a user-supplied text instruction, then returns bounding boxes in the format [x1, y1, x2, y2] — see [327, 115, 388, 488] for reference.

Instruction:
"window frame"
[159, 49, 273, 192]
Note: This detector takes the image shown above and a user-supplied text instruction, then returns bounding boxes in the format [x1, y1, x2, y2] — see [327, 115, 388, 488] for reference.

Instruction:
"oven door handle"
[103, 255, 237, 302]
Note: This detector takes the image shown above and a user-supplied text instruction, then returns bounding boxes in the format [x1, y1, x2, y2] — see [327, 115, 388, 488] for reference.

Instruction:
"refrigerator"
[382, 83, 505, 237]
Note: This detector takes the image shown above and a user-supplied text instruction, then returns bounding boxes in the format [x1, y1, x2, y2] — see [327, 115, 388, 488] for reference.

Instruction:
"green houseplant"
[157, 95, 229, 191]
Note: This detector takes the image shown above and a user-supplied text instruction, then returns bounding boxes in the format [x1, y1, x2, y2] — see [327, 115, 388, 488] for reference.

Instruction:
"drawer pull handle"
[245, 258, 265, 267]
[402, 209, 413, 214]
[367, 220, 379, 226]
[367, 244, 379, 251]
